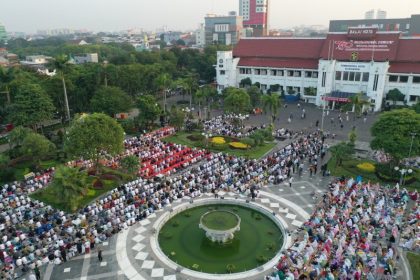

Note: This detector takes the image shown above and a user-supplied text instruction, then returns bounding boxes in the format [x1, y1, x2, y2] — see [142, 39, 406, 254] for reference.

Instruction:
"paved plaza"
[19, 97, 412, 280]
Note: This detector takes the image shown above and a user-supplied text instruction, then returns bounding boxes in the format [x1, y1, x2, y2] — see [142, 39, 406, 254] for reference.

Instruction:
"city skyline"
[1, 0, 420, 33]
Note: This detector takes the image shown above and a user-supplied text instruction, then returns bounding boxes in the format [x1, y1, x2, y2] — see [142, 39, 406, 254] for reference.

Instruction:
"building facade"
[239, 0, 269, 36]
[329, 14, 420, 36]
[216, 28, 420, 112]
[195, 24, 205, 47]
[204, 13, 243, 46]
[73, 53, 99, 64]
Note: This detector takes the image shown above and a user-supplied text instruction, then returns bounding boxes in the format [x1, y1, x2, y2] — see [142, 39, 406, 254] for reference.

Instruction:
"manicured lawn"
[30, 166, 135, 213]
[407, 252, 420, 280]
[327, 157, 419, 190]
[163, 131, 276, 159]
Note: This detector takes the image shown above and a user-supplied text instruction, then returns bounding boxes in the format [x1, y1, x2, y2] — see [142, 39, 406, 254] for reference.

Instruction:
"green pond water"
[158, 204, 283, 274]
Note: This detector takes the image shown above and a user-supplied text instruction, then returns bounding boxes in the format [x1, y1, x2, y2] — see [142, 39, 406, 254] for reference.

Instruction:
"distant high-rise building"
[365, 10, 375, 19]
[204, 13, 243, 46]
[239, 0, 269, 36]
[0, 22, 7, 42]
[377, 10, 387, 19]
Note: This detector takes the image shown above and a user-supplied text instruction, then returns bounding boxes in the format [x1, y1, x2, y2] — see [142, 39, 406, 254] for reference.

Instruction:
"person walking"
[34, 264, 41, 280]
[288, 177, 293, 188]
[98, 247, 103, 262]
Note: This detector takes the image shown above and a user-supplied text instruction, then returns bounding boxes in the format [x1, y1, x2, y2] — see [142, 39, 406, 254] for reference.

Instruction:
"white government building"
[216, 28, 420, 112]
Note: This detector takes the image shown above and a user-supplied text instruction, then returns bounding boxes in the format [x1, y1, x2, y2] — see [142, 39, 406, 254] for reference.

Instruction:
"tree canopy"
[7, 83, 55, 129]
[223, 88, 251, 114]
[386, 88, 405, 105]
[136, 95, 161, 128]
[20, 132, 56, 164]
[90, 86, 132, 116]
[64, 113, 124, 167]
[371, 109, 420, 161]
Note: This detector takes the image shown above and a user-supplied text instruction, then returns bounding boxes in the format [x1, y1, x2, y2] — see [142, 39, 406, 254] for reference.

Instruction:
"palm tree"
[344, 92, 370, 117]
[53, 55, 71, 121]
[262, 94, 281, 127]
[155, 73, 171, 114]
[52, 166, 88, 212]
[194, 88, 206, 120]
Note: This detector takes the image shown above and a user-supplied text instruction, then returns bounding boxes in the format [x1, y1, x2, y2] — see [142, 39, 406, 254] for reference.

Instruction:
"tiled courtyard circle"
[116, 191, 310, 280]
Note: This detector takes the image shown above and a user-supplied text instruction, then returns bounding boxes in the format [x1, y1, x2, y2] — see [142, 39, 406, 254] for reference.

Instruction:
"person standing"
[288, 177, 293, 188]
[34, 264, 41, 280]
[98, 247, 103, 262]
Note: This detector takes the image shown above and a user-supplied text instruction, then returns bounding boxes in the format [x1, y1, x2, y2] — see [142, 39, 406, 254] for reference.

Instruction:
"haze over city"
[1, 0, 420, 32]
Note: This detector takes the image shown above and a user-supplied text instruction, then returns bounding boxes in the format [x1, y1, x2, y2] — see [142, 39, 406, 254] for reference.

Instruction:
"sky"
[1, 0, 420, 33]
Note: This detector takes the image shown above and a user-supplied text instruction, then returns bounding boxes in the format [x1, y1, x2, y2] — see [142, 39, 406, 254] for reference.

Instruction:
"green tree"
[64, 113, 124, 171]
[7, 126, 31, 150]
[168, 106, 185, 130]
[223, 88, 251, 114]
[247, 86, 262, 108]
[413, 101, 420, 114]
[20, 132, 56, 166]
[330, 142, 355, 167]
[7, 83, 55, 130]
[90, 86, 132, 117]
[137, 95, 161, 128]
[120, 155, 140, 174]
[262, 94, 281, 127]
[348, 127, 357, 146]
[239, 78, 252, 88]
[343, 92, 370, 117]
[371, 109, 420, 162]
[51, 165, 89, 212]
[386, 88, 405, 105]
[52, 55, 71, 121]
[155, 73, 171, 113]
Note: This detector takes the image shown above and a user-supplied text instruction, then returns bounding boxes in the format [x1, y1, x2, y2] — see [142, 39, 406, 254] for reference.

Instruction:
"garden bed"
[163, 131, 276, 159]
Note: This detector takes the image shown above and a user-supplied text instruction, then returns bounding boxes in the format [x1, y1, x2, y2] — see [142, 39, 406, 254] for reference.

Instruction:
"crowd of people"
[0, 124, 417, 280]
[0, 125, 329, 279]
[266, 178, 419, 280]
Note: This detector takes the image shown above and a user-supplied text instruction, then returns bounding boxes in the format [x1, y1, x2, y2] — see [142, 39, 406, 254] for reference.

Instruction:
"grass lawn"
[30, 166, 135, 213]
[407, 252, 420, 280]
[327, 157, 420, 190]
[163, 131, 276, 159]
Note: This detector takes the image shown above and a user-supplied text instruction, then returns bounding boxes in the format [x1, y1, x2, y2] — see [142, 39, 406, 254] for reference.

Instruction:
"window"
[261, 69, 267, 75]
[349, 72, 355, 81]
[220, 70, 225, 75]
[399, 76, 408, 83]
[389, 75, 398, 82]
[287, 70, 293, 77]
[335, 71, 342, 80]
[410, 95, 418, 102]
[343, 71, 349, 81]
[294, 71, 301, 77]
[270, 70, 277, 76]
[277, 70, 284, 76]
[261, 84, 267, 90]
[355, 72, 361, 81]
[312, 72, 318, 78]
[413, 76, 420, 83]
[305, 71, 312, 78]
[239, 68, 246, 74]
[406, 23, 410, 30]
[246, 69, 252, 74]
[255, 69, 261, 75]
[373, 74, 379, 91]
[322, 72, 326, 87]
[362, 72, 369, 82]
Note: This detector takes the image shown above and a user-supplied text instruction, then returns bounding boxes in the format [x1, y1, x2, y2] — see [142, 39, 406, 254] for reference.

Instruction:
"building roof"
[238, 57, 319, 69]
[233, 38, 324, 59]
[233, 32, 420, 73]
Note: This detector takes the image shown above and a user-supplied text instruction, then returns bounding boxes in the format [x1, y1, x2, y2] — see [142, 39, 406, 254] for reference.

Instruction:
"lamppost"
[394, 166, 413, 185]
[202, 132, 212, 148]
[408, 132, 417, 159]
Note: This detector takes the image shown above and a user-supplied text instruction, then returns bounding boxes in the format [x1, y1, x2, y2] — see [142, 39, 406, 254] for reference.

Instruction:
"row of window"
[335, 71, 370, 82]
[238, 68, 318, 78]
[389, 75, 420, 83]
[235, 69, 420, 84]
